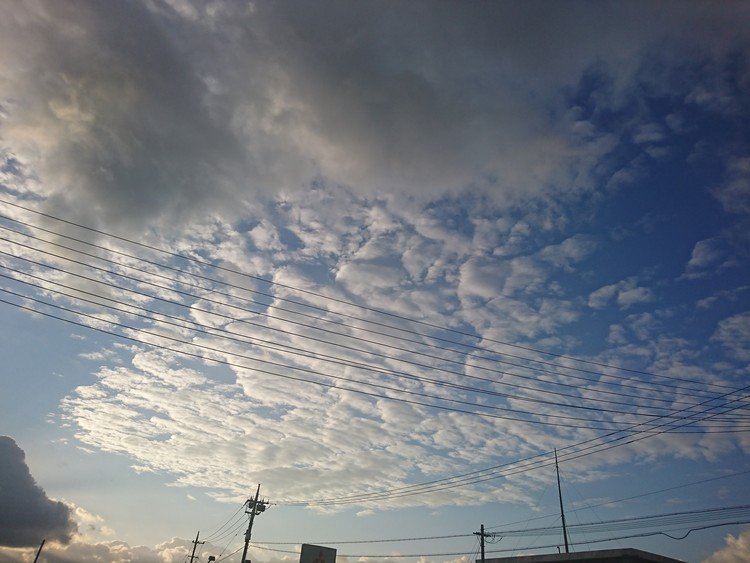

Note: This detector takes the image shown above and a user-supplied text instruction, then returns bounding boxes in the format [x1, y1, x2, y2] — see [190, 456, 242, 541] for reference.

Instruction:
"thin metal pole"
[555, 449, 570, 553]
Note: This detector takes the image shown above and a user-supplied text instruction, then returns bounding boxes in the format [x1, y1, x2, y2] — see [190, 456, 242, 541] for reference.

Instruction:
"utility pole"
[188, 531, 205, 563]
[240, 484, 269, 563]
[555, 449, 570, 554]
[473, 524, 487, 563]
[33, 539, 45, 563]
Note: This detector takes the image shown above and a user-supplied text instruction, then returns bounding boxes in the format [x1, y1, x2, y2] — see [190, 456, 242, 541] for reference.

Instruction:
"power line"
[202, 501, 248, 543]
[259, 504, 750, 547]
[278, 387, 750, 505]
[4, 225, 745, 422]
[1, 202, 748, 508]
[6, 242, 738, 427]
[485, 467, 750, 531]
[0, 291, 641, 430]
[248, 517, 750, 558]
[1, 250, 722, 419]
[0, 269, 681, 419]
[0, 222, 726, 396]
[1, 199, 738, 391]
[261, 533, 473, 545]
[1, 228, 725, 404]
[486, 505, 750, 538]
[3, 278, 747, 435]
[4, 266, 727, 423]
[2, 277, 748, 506]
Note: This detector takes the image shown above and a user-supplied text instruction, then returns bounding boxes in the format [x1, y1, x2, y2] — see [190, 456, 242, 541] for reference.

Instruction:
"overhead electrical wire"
[5, 266, 735, 423]
[202, 500, 248, 543]
[215, 543, 244, 562]
[6, 242, 741, 425]
[205, 517, 249, 546]
[0, 227, 726, 404]
[2, 269, 748, 503]
[1, 200, 748, 509]
[260, 504, 750, 547]
[485, 504, 750, 538]
[0, 199, 740, 392]
[1, 282, 746, 505]
[279, 386, 750, 505]
[261, 533, 474, 545]
[2, 268, 747, 433]
[146, 469, 750, 538]
[248, 517, 750, 558]
[0, 291, 641, 430]
[2, 224, 744, 417]
[0, 218, 697, 401]
[0, 214, 736, 397]
[2, 253, 748, 504]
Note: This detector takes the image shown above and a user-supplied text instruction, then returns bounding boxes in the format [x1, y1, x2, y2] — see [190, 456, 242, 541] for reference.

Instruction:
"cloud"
[1, 2, 238, 233]
[714, 156, 750, 216]
[588, 277, 654, 310]
[683, 238, 732, 279]
[0, 537, 199, 563]
[0, 436, 77, 547]
[26, 179, 737, 510]
[702, 527, 750, 563]
[1, 1, 748, 236]
[711, 312, 750, 362]
[1, 5, 749, 563]
[537, 234, 598, 271]
[696, 286, 750, 310]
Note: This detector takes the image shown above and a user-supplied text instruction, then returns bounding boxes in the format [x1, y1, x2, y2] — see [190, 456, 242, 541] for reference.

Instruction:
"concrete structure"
[481, 548, 685, 563]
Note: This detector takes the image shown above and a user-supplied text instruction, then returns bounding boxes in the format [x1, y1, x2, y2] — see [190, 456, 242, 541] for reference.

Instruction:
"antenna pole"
[555, 449, 570, 553]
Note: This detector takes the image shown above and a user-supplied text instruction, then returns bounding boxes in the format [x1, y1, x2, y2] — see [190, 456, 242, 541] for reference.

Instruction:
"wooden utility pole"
[555, 449, 570, 553]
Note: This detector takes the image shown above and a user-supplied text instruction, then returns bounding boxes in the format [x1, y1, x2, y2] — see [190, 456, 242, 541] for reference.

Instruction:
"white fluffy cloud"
[702, 527, 750, 563]
[588, 277, 654, 311]
[42, 186, 747, 515]
[712, 313, 750, 362]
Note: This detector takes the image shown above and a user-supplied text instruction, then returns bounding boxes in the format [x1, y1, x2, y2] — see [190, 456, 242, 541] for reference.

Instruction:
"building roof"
[481, 548, 686, 563]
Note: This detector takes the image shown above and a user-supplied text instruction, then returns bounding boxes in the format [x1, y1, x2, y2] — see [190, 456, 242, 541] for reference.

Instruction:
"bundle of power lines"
[245, 505, 750, 558]
[0, 198, 749, 511]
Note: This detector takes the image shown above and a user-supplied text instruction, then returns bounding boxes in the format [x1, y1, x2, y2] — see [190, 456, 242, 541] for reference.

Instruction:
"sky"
[1, 1, 750, 562]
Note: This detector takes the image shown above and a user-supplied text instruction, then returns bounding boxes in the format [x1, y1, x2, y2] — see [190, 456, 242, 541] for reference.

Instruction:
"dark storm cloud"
[1, 0, 748, 232]
[0, 436, 76, 547]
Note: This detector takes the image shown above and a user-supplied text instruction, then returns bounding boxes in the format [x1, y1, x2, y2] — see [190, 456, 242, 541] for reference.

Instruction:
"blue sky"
[1, 1, 749, 562]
